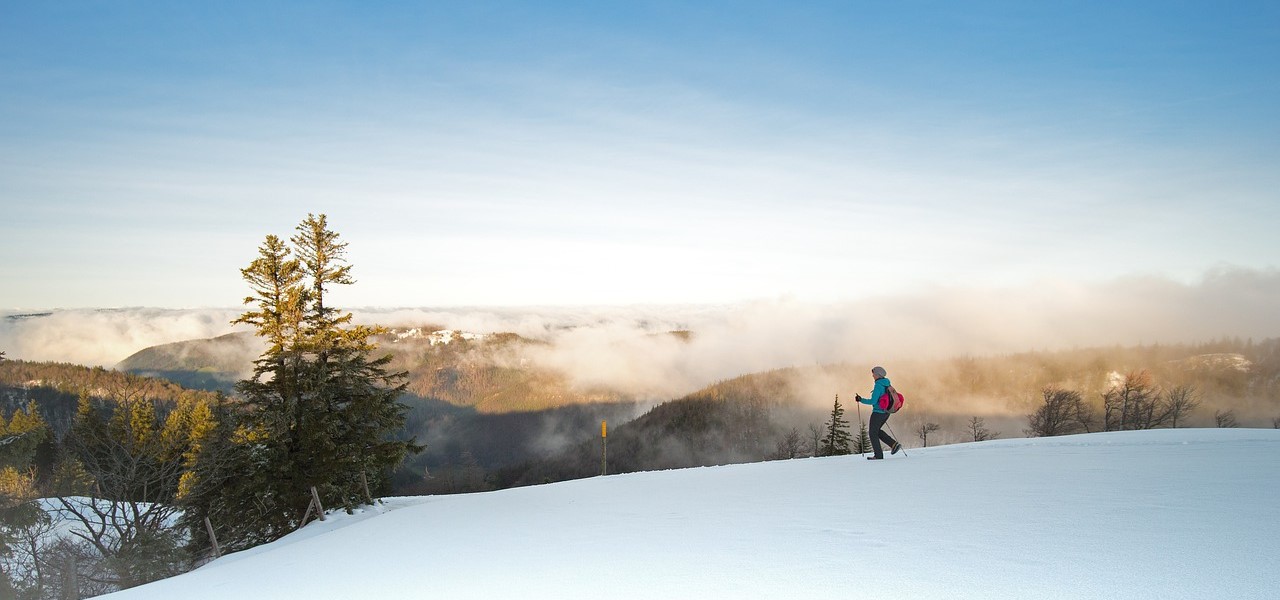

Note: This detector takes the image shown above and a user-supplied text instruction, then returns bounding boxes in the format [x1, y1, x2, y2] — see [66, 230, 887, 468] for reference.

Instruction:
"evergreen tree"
[193, 214, 419, 549]
[852, 420, 872, 455]
[177, 394, 270, 552]
[1, 402, 48, 470]
[819, 395, 852, 456]
[1, 402, 50, 584]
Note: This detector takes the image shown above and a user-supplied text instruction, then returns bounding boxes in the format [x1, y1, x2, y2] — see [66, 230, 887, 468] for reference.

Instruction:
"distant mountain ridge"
[116, 326, 638, 413]
[116, 332, 261, 392]
[117, 332, 260, 373]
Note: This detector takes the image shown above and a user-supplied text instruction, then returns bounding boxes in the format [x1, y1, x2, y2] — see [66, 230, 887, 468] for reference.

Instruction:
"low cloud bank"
[3, 268, 1277, 401]
[371, 268, 1280, 400]
[0, 308, 247, 368]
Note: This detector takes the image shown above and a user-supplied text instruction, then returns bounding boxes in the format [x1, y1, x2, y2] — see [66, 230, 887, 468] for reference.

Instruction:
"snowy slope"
[103, 429, 1279, 600]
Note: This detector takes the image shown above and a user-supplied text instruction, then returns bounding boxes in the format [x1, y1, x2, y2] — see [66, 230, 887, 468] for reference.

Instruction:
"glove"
[855, 394, 863, 402]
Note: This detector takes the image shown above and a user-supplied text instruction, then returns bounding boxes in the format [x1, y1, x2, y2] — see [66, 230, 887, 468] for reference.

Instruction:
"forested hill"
[495, 368, 817, 487]
[114, 332, 262, 393]
[117, 326, 636, 412]
[0, 359, 222, 436]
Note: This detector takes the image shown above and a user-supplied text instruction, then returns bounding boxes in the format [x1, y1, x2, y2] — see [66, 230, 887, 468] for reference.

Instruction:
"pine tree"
[2, 402, 48, 470]
[0, 403, 48, 597]
[192, 214, 420, 549]
[290, 214, 416, 509]
[819, 395, 852, 456]
[853, 420, 872, 455]
[1, 404, 48, 598]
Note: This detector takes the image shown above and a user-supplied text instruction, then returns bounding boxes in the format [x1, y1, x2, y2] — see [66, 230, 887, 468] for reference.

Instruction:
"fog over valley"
[4, 268, 1278, 405]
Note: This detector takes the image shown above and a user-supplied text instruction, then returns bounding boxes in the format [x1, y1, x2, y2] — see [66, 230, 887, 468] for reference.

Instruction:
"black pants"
[869, 411, 898, 458]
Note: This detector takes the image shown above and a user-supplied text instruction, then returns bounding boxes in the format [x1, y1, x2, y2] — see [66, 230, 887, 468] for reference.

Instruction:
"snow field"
[103, 429, 1280, 600]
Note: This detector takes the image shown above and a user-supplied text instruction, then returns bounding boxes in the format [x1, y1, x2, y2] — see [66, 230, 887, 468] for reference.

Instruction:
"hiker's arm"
[856, 380, 886, 404]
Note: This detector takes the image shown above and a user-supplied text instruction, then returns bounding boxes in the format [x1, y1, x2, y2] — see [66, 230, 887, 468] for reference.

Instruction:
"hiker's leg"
[878, 416, 898, 447]
[869, 412, 888, 458]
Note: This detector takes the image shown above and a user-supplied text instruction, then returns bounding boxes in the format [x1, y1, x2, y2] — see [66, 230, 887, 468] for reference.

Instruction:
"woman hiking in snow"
[856, 366, 903, 459]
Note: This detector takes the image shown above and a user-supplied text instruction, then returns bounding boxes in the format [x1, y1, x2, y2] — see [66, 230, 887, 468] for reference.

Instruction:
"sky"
[86, 429, 1280, 599]
[2, 1, 1279, 310]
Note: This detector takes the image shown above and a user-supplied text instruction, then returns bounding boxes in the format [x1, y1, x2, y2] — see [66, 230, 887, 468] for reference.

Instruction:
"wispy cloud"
[0, 308, 247, 368]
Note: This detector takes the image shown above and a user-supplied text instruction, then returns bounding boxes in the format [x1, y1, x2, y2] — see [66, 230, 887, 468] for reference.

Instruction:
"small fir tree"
[853, 420, 872, 455]
[819, 395, 852, 456]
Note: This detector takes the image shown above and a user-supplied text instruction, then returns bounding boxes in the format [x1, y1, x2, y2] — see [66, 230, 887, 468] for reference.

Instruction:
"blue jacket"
[857, 377, 891, 414]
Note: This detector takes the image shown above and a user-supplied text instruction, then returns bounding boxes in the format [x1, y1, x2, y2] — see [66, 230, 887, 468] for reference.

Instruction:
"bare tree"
[917, 422, 941, 447]
[55, 391, 201, 591]
[807, 423, 822, 458]
[1164, 385, 1200, 428]
[772, 428, 805, 460]
[967, 416, 998, 442]
[1073, 396, 1098, 433]
[1214, 409, 1238, 428]
[1273, 416, 1280, 429]
[2, 508, 62, 598]
[1026, 386, 1089, 437]
[1102, 371, 1169, 430]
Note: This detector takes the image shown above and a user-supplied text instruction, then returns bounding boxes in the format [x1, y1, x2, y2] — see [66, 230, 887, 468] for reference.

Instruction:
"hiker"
[856, 366, 902, 459]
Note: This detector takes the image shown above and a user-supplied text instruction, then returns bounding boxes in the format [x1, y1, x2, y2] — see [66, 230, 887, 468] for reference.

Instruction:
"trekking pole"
[886, 423, 909, 457]
[855, 399, 865, 457]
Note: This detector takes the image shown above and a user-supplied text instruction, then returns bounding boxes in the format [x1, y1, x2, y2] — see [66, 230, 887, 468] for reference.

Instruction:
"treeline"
[902, 337, 1280, 413]
[497, 339, 1280, 487]
[1025, 368, 1250, 436]
[1, 361, 220, 435]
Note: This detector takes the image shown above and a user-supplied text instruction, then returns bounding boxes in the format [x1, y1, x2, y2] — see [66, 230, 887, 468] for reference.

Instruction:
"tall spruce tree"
[197, 214, 418, 549]
[819, 395, 852, 456]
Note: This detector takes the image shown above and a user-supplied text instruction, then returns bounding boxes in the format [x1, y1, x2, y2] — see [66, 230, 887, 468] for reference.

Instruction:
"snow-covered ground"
[103, 429, 1279, 599]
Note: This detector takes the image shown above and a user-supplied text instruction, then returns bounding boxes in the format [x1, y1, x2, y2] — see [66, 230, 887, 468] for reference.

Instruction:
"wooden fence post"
[300, 486, 326, 527]
[63, 554, 78, 600]
[205, 516, 222, 559]
[311, 486, 326, 521]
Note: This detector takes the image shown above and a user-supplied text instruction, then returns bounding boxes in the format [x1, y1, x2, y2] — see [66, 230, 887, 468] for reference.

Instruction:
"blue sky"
[2, 1, 1278, 309]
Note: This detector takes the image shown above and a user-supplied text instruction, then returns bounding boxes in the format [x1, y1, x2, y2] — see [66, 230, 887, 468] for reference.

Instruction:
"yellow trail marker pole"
[601, 420, 608, 476]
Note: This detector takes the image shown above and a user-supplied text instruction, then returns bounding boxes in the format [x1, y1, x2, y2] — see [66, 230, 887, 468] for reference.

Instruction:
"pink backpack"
[878, 385, 905, 413]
